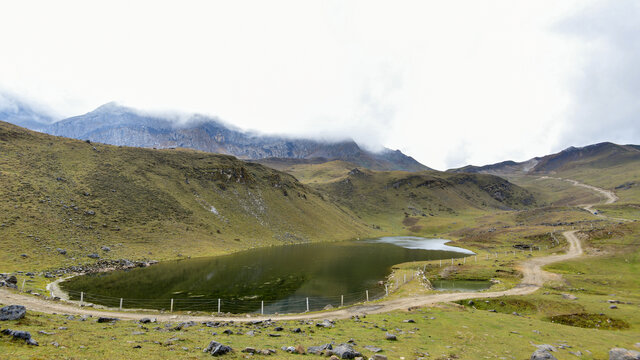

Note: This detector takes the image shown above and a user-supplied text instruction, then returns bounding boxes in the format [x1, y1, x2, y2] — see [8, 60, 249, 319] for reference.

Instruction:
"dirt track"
[1, 178, 611, 323]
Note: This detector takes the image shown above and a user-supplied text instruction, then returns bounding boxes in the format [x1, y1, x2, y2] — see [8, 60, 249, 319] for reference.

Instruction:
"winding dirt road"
[0, 179, 612, 323]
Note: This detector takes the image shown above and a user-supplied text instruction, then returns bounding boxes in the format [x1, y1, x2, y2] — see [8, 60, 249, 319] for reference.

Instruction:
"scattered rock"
[403, 319, 416, 323]
[139, 317, 156, 324]
[610, 305, 619, 309]
[373, 355, 388, 360]
[101, 246, 111, 252]
[203, 340, 232, 356]
[87, 253, 100, 259]
[332, 343, 362, 359]
[385, 332, 397, 341]
[57, 248, 67, 255]
[1, 329, 38, 346]
[291, 327, 302, 333]
[0, 305, 26, 321]
[609, 348, 640, 360]
[363, 345, 382, 353]
[562, 294, 578, 300]
[97, 317, 118, 323]
[308, 343, 333, 354]
[316, 319, 334, 328]
[241, 347, 257, 354]
[295, 344, 305, 354]
[324, 304, 334, 310]
[531, 349, 557, 360]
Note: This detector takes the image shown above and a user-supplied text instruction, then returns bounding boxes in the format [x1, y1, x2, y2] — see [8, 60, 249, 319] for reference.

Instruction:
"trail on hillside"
[0, 179, 618, 322]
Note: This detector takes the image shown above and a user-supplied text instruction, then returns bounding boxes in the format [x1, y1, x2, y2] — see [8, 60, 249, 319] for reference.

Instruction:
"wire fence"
[59, 287, 388, 314]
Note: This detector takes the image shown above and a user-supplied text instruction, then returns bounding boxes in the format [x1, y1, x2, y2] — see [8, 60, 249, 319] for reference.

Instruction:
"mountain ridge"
[5, 100, 430, 172]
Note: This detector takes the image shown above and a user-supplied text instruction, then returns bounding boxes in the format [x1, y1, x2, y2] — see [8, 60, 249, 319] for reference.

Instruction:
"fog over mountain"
[0, 97, 428, 172]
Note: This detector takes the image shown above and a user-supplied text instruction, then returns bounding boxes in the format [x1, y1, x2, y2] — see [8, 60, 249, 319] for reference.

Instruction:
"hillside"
[450, 142, 640, 203]
[264, 161, 537, 235]
[36, 102, 429, 172]
[0, 121, 377, 271]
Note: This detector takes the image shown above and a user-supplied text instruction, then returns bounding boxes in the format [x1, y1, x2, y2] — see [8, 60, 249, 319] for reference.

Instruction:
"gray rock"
[139, 317, 156, 324]
[87, 253, 100, 259]
[6, 275, 17, 285]
[0, 305, 26, 321]
[1, 329, 38, 345]
[610, 305, 619, 309]
[562, 294, 577, 300]
[316, 319, 334, 328]
[101, 246, 111, 252]
[203, 340, 232, 356]
[385, 332, 397, 340]
[373, 355, 388, 360]
[332, 343, 362, 359]
[363, 345, 382, 352]
[308, 343, 333, 354]
[57, 248, 67, 255]
[97, 317, 118, 323]
[531, 349, 557, 360]
[609, 348, 640, 360]
[536, 345, 556, 352]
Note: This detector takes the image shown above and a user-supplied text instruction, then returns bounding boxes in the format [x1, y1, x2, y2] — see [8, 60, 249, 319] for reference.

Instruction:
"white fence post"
[217, 298, 221, 314]
[366, 290, 369, 302]
[306, 297, 309, 312]
[80, 292, 84, 307]
[385, 284, 388, 296]
[119, 298, 123, 310]
[341, 295, 344, 307]
[170, 298, 174, 312]
[261, 301, 264, 315]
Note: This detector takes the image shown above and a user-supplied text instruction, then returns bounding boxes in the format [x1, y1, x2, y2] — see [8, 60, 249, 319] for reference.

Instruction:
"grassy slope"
[0, 121, 378, 272]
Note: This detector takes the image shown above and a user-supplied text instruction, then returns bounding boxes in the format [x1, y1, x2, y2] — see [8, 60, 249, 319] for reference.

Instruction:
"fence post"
[341, 295, 344, 307]
[21, 279, 25, 292]
[217, 298, 221, 314]
[439, 259, 442, 267]
[119, 298, 123, 310]
[261, 301, 264, 315]
[80, 292, 84, 307]
[170, 298, 174, 312]
[366, 290, 369, 302]
[385, 284, 388, 296]
[306, 297, 309, 312]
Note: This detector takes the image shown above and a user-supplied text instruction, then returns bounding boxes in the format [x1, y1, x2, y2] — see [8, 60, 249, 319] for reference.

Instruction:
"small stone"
[385, 332, 397, 341]
[562, 294, 578, 300]
[373, 355, 388, 360]
[610, 305, 618, 309]
[97, 317, 118, 323]
[203, 340, 232, 356]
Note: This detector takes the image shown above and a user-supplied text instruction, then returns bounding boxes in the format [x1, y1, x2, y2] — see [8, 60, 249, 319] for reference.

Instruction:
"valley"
[1, 121, 640, 359]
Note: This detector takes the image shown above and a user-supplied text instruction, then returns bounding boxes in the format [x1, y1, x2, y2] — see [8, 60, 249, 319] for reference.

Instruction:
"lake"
[61, 236, 477, 313]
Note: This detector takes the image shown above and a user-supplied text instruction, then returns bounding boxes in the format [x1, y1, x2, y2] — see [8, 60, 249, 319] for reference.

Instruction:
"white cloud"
[1, 0, 637, 170]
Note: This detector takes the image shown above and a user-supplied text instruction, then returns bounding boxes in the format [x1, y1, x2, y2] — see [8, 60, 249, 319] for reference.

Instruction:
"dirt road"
[1, 178, 613, 322]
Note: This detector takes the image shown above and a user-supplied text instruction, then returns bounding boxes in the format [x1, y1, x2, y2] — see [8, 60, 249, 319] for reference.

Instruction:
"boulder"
[332, 343, 362, 359]
[97, 317, 118, 323]
[204, 340, 232, 356]
[531, 349, 557, 360]
[0, 305, 26, 321]
[609, 348, 640, 360]
[316, 319, 334, 328]
[6, 275, 17, 285]
[1, 329, 38, 345]
[87, 253, 100, 259]
[101, 246, 111, 252]
[308, 343, 333, 354]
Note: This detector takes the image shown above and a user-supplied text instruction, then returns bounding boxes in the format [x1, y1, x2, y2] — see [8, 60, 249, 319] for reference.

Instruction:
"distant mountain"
[0, 93, 54, 131]
[44, 102, 430, 172]
[449, 142, 640, 175]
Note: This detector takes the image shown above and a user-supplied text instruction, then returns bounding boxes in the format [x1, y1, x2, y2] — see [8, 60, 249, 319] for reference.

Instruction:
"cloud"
[555, 0, 640, 147]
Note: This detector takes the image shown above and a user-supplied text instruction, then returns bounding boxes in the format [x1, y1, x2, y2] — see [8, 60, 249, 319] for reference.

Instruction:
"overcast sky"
[1, 0, 639, 170]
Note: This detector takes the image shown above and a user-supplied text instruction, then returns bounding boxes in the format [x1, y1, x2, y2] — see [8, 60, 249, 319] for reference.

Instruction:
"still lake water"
[62, 236, 484, 313]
